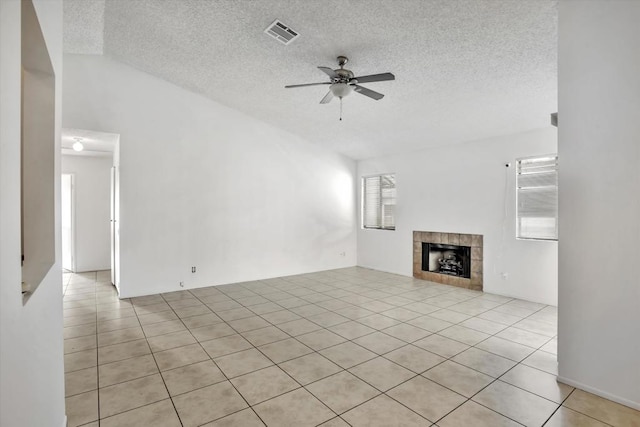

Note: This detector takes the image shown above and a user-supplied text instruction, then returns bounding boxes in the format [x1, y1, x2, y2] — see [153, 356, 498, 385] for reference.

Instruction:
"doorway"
[61, 128, 120, 292]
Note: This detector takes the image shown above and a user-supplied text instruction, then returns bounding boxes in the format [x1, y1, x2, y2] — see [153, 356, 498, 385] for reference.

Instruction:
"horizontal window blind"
[363, 174, 396, 230]
[516, 155, 558, 240]
[363, 176, 381, 228]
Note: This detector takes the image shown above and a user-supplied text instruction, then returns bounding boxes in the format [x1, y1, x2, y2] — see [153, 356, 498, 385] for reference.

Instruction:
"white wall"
[358, 128, 558, 305]
[62, 155, 112, 272]
[558, 0, 640, 409]
[62, 54, 357, 298]
[0, 1, 66, 426]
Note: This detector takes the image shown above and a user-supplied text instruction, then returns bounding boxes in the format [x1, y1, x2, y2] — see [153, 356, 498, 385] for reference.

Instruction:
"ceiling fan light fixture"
[330, 83, 353, 99]
[72, 137, 84, 152]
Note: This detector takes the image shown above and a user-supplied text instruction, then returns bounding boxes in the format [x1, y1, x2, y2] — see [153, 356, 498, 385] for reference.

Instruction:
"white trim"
[557, 376, 640, 411]
[61, 173, 76, 273]
[62, 415, 67, 427]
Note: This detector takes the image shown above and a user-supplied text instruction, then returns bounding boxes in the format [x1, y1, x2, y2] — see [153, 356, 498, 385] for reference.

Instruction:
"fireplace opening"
[422, 243, 471, 279]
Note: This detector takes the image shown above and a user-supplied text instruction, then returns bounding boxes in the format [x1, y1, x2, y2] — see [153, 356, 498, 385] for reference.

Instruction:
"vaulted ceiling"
[63, 0, 557, 160]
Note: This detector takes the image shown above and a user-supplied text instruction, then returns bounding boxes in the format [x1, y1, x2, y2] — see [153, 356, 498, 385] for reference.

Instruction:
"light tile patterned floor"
[62, 268, 640, 427]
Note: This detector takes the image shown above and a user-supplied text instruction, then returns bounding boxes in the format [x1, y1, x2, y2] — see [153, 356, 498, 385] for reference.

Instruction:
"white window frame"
[362, 173, 396, 230]
[516, 154, 558, 241]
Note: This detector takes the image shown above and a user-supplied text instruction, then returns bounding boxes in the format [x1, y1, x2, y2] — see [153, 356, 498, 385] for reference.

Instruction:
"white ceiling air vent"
[264, 20, 299, 45]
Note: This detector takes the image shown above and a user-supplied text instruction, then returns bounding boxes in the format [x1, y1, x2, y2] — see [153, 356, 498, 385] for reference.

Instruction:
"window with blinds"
[363, 174, 396, 230]
[516, 155, 558, 240]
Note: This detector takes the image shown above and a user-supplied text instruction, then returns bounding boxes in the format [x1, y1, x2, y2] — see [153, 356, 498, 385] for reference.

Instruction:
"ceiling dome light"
[72, 138, 84, 152]
[330, 83, 353, 99]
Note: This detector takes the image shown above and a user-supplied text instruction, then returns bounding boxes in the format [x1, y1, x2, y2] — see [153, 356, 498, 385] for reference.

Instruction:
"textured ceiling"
[63, 0, 557, 160]
[63, 0, 105, 54]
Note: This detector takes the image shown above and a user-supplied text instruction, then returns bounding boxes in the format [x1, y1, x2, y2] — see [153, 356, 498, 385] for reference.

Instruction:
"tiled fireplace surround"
[413, 231, 483, 291]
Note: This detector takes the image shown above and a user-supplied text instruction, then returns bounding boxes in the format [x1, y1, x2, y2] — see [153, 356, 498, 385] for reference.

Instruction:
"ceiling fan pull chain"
[340, 97, 343, 121]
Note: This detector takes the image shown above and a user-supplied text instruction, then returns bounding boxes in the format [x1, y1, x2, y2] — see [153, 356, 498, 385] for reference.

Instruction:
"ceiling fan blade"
[354, 85, 384, 100]
[285, 82, 331, 89]
[319, 90, 334, 104]
[352, 72, 395, 84]
[318, 66, 338, 79]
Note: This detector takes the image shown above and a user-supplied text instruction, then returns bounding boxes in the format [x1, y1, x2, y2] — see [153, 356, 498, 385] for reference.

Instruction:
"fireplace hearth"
[413, 231, 483, 291]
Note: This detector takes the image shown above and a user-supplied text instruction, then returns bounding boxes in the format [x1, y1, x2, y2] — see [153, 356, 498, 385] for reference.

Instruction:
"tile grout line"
[91, 276, 102, 427]
[183, 275, 555, 424]
[197, 281, 448, 424]
[64, 269, 571, 426]
[540, 388, 616, 427]
[274, 278, 556, 425]
[132, 294, 186, 427]
[183, 289, 338, 425]
[155, 290, 268, 426]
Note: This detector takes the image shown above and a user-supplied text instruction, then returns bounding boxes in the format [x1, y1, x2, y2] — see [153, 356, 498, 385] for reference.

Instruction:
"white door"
[110, 166, 120, 291]
[61, 174, 75, 272]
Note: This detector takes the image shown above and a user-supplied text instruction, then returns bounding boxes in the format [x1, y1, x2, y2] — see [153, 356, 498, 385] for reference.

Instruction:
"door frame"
[110, 136, 121, 292]
[61, 173, 76, 273]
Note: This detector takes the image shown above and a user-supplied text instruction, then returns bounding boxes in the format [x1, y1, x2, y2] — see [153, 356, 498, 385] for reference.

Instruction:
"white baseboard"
[557, 376, 640, 411]
[62, 415, 67, 427]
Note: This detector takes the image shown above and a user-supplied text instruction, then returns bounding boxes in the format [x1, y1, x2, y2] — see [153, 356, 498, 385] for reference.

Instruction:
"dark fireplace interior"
[422, 243, 471, 279]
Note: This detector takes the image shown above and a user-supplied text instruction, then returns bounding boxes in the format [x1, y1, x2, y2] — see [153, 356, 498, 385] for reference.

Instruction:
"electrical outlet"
[339, 252, 346, 257]
[501, 272, 509, 280]
[191, 266, 196, 273]
[179, 281, 184, 288]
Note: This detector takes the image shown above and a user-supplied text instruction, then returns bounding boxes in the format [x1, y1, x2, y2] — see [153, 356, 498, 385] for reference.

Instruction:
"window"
[516, 155, 558, 240]
[363, 174, 396, 230]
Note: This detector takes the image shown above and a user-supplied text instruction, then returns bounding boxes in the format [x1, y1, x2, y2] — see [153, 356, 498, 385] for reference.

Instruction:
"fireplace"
[413, 231, 483, 291]
[422, 243, 471, 278]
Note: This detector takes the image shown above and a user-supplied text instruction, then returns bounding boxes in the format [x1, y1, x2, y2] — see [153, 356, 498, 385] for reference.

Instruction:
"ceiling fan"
[285, 56, 395, 119]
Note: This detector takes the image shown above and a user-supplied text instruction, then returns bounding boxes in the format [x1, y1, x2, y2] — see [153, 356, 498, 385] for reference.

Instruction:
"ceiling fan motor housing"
[335, 68, 355, 82]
